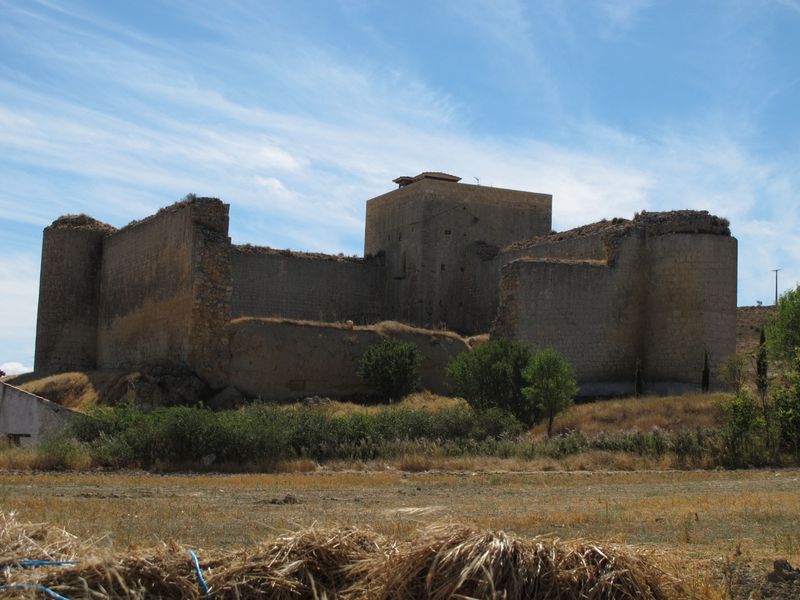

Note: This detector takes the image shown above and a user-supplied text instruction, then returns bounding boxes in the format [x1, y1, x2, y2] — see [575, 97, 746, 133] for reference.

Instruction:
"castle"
[34, 172, 738, 398]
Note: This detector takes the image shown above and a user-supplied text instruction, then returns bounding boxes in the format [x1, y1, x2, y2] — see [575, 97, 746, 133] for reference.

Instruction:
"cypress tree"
[756, 328, 768, 398]
[634, 358, 644, 398]
[701, 351, 710, 393]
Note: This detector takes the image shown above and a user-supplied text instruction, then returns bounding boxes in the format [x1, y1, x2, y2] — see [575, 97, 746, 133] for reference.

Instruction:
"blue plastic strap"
[0, 583, 71, 599]
[188, 549, 211, 598]
[5, 560, 78, 569]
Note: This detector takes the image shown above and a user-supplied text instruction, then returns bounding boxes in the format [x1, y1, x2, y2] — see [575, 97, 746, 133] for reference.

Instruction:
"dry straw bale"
[0, 511, 80, 581]
[350, 524, 678, 600]
[1, 511, 681, 600]
[207, 526, 387, 599]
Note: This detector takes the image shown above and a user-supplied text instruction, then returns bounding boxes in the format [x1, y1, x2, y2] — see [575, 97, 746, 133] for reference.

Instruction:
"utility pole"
[772, 268, 781, 305]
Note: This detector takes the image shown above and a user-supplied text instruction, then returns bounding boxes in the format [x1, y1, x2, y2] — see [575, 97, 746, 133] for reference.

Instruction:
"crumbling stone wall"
[96, 198, 231, 386]
[231, 247, 384, 324]
[229, 318, 469, 399]
[492, 211, 737, 394]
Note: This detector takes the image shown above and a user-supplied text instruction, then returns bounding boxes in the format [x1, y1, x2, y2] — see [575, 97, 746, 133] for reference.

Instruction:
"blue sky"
[2, 0, 799, 374]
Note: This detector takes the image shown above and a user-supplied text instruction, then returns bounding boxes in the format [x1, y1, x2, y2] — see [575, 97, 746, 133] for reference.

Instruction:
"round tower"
[34, 215, 115, 373]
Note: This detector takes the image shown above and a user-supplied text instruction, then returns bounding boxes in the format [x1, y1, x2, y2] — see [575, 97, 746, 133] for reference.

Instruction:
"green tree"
[775, 349, 800, 456]
[767, 284, 800, 362]
[522, 349, 578, 437]
[357, 338, 422, 403]
[634, 358, 645, 398]
[446, 338, 533, 422]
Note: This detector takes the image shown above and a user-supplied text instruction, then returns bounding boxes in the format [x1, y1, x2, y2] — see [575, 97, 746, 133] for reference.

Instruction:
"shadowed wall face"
[97, 206, 195, 369]
[95, 199, 231, 386]
[493, 237, 646, 395]
[644, 233, 738, 390]
[231, 249, 384, 324]
[228, 318, 470, 400]
[365, 179, 552, 333]
[34, 222, 110, 372]
[492, 224, 737, 395]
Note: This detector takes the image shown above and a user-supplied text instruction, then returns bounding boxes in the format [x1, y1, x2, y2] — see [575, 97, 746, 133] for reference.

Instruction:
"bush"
[357, 338, 423, 402]
[721, 392, 769, 467]
[775, 349, 800, 456]
[522, 349, 578, 436]
[446, 338, 533, 422]
[767, 284, 800, 362]
[721, 353, 747, 392]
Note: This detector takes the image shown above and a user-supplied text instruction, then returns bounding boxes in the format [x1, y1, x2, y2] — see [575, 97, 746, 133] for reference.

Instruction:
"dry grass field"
[1, 468, 798, 597]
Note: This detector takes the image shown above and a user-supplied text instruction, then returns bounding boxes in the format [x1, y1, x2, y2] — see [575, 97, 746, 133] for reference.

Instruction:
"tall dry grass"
[535, 393, 728, 436]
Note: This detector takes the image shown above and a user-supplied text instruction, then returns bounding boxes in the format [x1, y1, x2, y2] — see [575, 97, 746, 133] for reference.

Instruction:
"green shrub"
[775, 349, 800, 455]
[767, 284, 800, 362]
[522, 349, 578, 436]
[446, 338, 533, 421]
[357, 338, 423, 402]
[721, 392, 769, 467]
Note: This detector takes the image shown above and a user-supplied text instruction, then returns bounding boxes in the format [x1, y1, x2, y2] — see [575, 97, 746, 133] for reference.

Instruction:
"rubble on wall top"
[122, 195, 224, 231]
[48, 214, 117, 234]
[231, 316, 467, 340]
[233, 244, 377, 263]
[506, 209, 730, 252]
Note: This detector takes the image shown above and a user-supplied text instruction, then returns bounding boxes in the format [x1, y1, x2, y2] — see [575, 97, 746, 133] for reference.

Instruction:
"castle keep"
[35, 173, 738, 397]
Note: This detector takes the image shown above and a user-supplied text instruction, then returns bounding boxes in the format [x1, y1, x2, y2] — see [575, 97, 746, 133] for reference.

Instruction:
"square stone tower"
[364, 173, 552, 333]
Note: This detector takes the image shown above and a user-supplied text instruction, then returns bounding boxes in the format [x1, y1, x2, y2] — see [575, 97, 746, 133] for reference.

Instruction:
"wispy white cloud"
[1, 362, 32, 376]
[0, 252, 39, 369]
[597, 0, 654, 36]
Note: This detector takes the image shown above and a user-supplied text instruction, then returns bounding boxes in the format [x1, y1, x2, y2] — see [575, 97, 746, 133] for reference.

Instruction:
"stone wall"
[96, 198, 231, 386]
[231, 247, 384, 324]
[644, 233, 737, 391]
[493, 238, 646, 395]
[492, 211, 736, 395]
[229, 318, 469, 400]
[364, 178, 552, 333]
[34, 216, 115, 372]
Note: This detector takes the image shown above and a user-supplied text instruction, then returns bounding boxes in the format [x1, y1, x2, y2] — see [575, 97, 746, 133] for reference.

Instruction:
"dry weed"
[349, 524, 681, 599]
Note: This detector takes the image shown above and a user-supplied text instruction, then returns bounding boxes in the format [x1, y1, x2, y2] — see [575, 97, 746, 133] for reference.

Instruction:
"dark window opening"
[6, 433, 31, 447]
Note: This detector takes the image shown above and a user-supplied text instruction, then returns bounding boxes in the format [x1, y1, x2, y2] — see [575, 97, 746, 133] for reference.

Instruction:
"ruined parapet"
[34, 215, 116, 372]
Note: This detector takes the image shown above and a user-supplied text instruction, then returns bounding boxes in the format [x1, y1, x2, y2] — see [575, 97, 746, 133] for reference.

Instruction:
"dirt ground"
[1, 468, 799, 597]
[0, 469, 796, 555]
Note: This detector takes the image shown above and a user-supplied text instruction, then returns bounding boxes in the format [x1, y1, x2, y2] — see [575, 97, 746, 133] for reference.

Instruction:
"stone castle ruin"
[34, 172, 737, 398]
